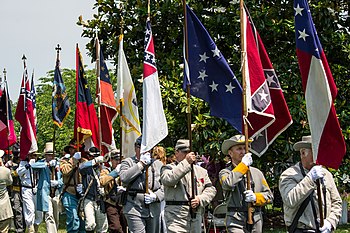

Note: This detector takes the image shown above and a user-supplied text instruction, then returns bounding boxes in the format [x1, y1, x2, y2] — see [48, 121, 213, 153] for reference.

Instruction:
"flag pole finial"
[55, 44, 61, 66]
[3, 68, 7, 81]
[22, 55, 27, 69]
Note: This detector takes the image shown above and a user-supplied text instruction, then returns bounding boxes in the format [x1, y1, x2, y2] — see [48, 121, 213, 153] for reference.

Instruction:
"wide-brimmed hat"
[110, 149, 121, 160]
[135, 136, 142, 147]
[44, 142, 55, 155]
[175, 139, 190, 152]
[221, 135, 253, 155]
[64, 139, 78, 153]
[293, 135, 312, 151]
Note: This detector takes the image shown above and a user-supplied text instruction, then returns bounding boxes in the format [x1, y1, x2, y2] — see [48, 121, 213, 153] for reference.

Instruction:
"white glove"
[73, 152, 81, 160]
[5, 160, 13, 168]
[49, 160, 57, 167]
[241, 153, 253, 166]
[98, 187, 105, 197]
[92, 156, 104, 166]
[117, 186, 126, 193]
[32, 187, 37, 195]
[115, 164, 121, 174]
[144, 191, 157, 204]
[140, 152, 152, 165]
[244, 190, 256, 203]
[50, 180, 59, 187]
[319, 219, 332, 233]
[76, 184, 83, 195]
[307, 165, 324, 181]
[64, 154, 71, 159]
[29, 159, 36, 165]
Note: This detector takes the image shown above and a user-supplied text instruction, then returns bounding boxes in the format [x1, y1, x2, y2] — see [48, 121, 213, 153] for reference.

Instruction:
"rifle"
[77, 175, 94, 220]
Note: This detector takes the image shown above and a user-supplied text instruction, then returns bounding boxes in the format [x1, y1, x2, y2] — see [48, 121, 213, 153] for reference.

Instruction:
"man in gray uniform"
[119, 136, 164, 233]
[161, 139, 216, 233]
[219, 135, 273, 233]
[279, 135, 342, 233]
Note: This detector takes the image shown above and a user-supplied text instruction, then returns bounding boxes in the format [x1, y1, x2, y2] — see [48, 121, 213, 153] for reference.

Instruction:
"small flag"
[15, 61, 38, 160]
[116, 35, 141, 157]
[52, 58, 70, 128]
[141, 18, 168, 153]
[74, 45, 99, 148]
[243, 5, 292, 156]
[294, 0, 346, 169]
[184, 5, 242, 132]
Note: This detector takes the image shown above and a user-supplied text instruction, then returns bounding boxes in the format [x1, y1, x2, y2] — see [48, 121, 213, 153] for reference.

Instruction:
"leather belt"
[227, 207, 261, 212]
[11, 186, 21, 192]
[166, 201, 190, 206]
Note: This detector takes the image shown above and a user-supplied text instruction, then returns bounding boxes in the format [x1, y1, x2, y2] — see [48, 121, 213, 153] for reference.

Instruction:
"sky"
[0, 0, 96, 100]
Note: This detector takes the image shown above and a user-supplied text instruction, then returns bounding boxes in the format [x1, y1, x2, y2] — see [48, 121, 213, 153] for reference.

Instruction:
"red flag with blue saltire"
[74, 45, 99, 148]
[96, 38, 117, 155]
[243, 5, 293, 156]
[30, 71, 37, 133]
[0, 81, 17, 149]
[294, 0, 345, 169]
[15, 60, 38, 160]
[140, 17, 168, 153]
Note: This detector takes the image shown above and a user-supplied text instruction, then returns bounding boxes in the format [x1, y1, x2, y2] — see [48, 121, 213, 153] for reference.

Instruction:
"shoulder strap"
[288, 191, 313, 233]
[60, 166, 77, 198]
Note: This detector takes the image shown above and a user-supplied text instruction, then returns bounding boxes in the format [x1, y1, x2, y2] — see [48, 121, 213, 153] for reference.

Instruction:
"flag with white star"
[141, 18, 168, 153]
[15, 62, 38, 160]
[184, 4, 242, 131]
[97, 38, 118, 155]
[243, 5, 292, 156]
[294, 0, 345, 169]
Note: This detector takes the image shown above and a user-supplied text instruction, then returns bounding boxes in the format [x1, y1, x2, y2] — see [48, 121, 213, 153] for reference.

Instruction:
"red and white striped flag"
[294, 0, 345, 169]
[140, 18, 168, 153]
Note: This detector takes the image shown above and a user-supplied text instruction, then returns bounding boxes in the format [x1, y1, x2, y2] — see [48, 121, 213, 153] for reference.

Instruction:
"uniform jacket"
[79, 160, 102, 201]
[279, 162, 342, 230]
[160, 158, 216, 215]
[0, 166, 13, 221]
[60, 157, 84, 196]
[31, 159, 63, 212]
[17, 160, 36, 188]
[119, 156, 164, 218]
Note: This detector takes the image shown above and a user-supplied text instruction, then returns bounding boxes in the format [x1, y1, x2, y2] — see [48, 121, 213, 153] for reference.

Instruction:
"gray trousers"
[225, 212, 262, 233]
[11, 190, 25, 232]
[124, 214, 155, 233]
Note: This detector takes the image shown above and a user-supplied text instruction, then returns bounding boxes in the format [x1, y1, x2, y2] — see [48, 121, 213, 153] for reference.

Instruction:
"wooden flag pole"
[182, 0, 196, 219]
[95, 31, 102, 153]
[240, 0, 254, 225]
[3, 69, 11, 154]
[118, 3, 124, 160]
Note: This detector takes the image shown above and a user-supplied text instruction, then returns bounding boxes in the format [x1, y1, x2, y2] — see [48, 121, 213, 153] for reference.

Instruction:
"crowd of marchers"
[0, 134, 342, 233]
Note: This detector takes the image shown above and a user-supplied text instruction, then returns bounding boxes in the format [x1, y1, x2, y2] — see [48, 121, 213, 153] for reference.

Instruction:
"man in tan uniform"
[279, 135, 342, 233]
[161, 139, 216, 233]
[219, 135, 273, 233]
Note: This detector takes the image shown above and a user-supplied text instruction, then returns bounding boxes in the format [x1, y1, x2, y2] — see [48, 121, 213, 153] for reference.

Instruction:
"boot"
[34, 224, 39, 233]
[27, 225, 35, 233]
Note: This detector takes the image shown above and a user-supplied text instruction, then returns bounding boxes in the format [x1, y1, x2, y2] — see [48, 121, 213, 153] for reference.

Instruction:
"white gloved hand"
[49, 160, 57, 167]
[64, 154, 71, 159]
[73, 152, 81, 160]
[117, 186, 126, 193]
[92, 156, 104, 166]
[32, 187, 37, 195]
[244, 190, 256, 203]
[241, 153, 253, 166]
[115, 164, 121, 174]
[5, 160, 13, 168]
[140, 152, 152, 165]
[144, 191, 157, 204]
[50, 180, 59, 187]
[307, 165, 324, 182]
[319, 219, 332, 233]
[76, 184, 83, 195]
[98, 187, 105, 197]
[29, 159, 36, 165]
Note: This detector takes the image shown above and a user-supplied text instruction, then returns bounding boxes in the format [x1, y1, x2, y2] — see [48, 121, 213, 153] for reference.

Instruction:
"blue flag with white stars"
[184, 4, 242, 131]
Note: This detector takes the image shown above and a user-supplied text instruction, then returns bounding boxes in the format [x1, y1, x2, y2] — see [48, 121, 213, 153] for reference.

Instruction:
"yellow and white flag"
[116, 35, 141, 158]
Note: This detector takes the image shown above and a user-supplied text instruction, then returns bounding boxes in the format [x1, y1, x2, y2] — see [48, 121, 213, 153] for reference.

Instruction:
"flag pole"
[145, 0, 151, 195]
[95, 30, 102, 153]
[53, 45, 61, 157]
[240, 0, 254, 225]
[22, 55, 27, 112]
[3, 69, 10, 154]
[119, 3, 124, 160]
[182, 0, 196, 219]
[76, 44, 80, 153]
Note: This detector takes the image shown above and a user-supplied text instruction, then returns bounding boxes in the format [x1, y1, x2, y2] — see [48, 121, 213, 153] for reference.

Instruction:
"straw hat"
[175, 139, 190, 152]
[44, 142, 55, 154]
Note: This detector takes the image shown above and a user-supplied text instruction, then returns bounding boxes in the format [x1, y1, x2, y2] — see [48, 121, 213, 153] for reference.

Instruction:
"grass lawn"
[263, 224, 350, 233]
